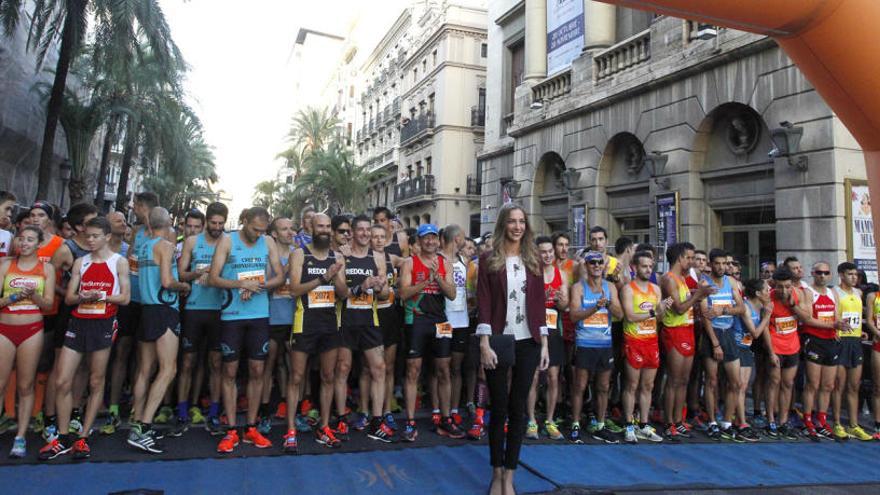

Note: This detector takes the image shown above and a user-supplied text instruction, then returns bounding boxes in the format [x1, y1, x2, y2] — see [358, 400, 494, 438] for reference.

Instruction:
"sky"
[158, 0, 368, 216]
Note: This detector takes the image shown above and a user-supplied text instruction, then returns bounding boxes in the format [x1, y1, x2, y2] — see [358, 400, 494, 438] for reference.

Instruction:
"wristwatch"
[649, 309, 656, 318]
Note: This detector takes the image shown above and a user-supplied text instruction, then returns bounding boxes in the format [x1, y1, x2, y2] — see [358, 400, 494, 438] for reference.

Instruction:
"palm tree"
[287, 107, 339, 155]
[292, 140, 376, 216]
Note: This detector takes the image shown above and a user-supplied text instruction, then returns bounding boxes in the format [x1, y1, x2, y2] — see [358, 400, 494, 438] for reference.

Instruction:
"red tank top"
[544, 265, 562, 309]
[72, 254, 121, 319]
[768, 290, 800, 355]
[411, 254, 447, 294]
[802, 288, 836, 340]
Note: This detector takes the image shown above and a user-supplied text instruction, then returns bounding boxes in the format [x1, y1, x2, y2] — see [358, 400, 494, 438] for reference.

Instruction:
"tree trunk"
[94, 114, 120, 211]
[34, 0, 87, 201]
[114, 120, 141, 212]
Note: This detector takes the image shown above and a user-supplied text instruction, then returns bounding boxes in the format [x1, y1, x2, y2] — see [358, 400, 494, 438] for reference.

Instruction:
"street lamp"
[644, 152, 670, 189]
[59, 159, 72, 209]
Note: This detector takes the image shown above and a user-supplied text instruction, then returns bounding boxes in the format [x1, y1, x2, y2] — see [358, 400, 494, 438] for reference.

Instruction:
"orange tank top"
[1, 259, 47, 315]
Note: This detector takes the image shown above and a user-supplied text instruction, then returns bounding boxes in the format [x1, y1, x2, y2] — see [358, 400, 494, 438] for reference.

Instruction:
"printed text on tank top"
[835, 286, 862, 338]
[543, 265, 562, 329]
[344, 251, 377, 310]
[624, 281, 658, 338]
[408, 254, 447, 320]
[704, 274, 735, 330]
[299, 247, 337, 311]
[662, 272, 693, 327]
[1, 259, 46, 314]
[73, 253, 122, 318]
[576, 279, 612, 347]
[802, 286, 836, 340]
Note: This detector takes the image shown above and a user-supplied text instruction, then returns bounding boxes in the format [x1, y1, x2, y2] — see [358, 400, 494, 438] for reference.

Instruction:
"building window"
[425, 157, 432, 175]
[428, 94, 435, 114]
[413, 68, 418, 83]
[508, 41, 525, 113]
[432, 50, 437, 65]
[423, 214, 431, 225]
[481, 43, 487, 58]
[416, 161, 422, 177]
[422, 59, 427, 73]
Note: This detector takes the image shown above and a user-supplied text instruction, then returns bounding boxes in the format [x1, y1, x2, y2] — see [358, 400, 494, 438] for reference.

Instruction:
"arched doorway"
[531, 152, 569, 235]
[599, 133, 651, 249]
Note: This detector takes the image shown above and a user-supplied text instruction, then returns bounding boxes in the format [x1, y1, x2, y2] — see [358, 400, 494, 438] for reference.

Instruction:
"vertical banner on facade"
[546, 0, 584, 76]
[846, 179, 877, 283]
[571, 204, 587, 252]
[656, 191, 679, 248]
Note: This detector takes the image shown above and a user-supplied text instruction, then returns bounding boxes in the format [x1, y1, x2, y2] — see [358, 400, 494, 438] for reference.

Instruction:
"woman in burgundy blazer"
[476, 203, 549, 495]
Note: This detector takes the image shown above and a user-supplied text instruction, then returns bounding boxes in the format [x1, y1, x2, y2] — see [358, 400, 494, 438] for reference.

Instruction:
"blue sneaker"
[401, 421, 418, 442]
[352, 412, 369, 431]
[751, 414, 768, 429]
[258, 416, 272, 435]
[42, 423, 58, 442]
[384, 412, 398, 432]
[569, 422, 583, 444]
[205, 416, 225, 436]
[295, 415, 312, 433]
[9, 436, 26, 458]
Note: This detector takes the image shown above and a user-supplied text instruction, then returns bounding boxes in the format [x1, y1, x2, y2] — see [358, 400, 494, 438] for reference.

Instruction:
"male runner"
[294, 206, 315, 249]
[285, 213, 346, 452]
[0, 191, 16, 257]
[106, 211, 129, 256]
[441, 225, 469, 428]
[176, 202, 228, 435]
[765, 269, 799, 439]
[588, 226, 619, 280]
[373, 206, 409, 257]
[209, 206, 285, 453]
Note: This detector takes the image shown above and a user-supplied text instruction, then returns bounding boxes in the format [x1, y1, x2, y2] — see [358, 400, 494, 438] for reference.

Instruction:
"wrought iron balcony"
[471, 106, 485, 127]
[466, 174, 481, 195]
[394, 175, 435, 203]
[400, 113, 435, 144]
[392, 97, 401, 115]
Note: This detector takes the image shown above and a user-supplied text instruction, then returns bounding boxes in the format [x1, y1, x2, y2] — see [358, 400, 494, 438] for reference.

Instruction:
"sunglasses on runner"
[813, 270, 830, 276]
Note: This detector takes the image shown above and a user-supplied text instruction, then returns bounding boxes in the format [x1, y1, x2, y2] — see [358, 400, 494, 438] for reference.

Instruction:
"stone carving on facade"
[625, 142, 645, 176]
[726, 112, 759, 155]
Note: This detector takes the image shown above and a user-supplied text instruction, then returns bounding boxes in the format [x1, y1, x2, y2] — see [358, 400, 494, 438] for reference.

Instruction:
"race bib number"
[194, 263, 210, 286]
[435, 321, 453, 338]
[637, 318, 657, 336]
[546, 308, 559, 328]
[741, 333, 753, 346]
[347, 290, 374, 309]
[584, 309, 608, 328]
[77, 291, 107, 315]
[128, 254, 139, 276]
[308, 286, 336, 308]
[273, 280, 292, 299]
[841, 311, 861, 335]
[775, 316, 797, 335]
[817, 311, 835, 325]
[377, 289, 395, 309]
[237, 270, 265, 294]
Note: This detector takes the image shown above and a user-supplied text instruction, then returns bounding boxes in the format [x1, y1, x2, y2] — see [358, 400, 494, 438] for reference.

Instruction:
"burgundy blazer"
[475, 251, 546, 343]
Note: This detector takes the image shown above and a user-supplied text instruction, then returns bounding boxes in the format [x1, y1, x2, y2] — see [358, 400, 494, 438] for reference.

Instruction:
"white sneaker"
[624, 425, 638, 444]
[636, 425, 663, 443]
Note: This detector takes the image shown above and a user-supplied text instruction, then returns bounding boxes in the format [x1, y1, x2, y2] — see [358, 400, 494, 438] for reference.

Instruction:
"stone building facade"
[478, 0, 867, 279]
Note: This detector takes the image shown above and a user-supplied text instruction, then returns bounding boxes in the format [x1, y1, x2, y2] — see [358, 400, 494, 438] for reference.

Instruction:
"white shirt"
[445, 255, 469, 328]
[0, 230, 11, 257]
[504, 256, 531, 341]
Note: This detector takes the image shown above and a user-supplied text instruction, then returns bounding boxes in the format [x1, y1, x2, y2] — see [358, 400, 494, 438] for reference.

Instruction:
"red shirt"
[769, 290, 800, 355]
[72, 254, 122, 319]
[802, 288, 836, 340]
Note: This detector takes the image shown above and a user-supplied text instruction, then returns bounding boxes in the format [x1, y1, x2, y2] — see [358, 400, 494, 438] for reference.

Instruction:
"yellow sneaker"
[525, 420, 539, 440]
[847, 425, 872, 441]
[833, 423, 849, 441]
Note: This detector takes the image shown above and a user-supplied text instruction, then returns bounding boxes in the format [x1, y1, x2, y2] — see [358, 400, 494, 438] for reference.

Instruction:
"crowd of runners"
[1, 189, 879, 463]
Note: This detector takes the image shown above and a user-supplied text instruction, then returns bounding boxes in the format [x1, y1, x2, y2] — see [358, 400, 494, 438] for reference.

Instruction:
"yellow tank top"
[662, 273, 693, 328]
[873, 292, 880, 329]
[624, 281, 659, 339]
[836, 287, 862, 338]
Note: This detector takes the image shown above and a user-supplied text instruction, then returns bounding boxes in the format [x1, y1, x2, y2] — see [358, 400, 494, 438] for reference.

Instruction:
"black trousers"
[485, 338, 541, 470]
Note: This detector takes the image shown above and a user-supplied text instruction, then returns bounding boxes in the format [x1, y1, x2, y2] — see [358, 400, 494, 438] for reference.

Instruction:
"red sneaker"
[315, 425, 341, 448]
[467, 422, 484, 440]
[275, 402, 288, 419]
[334, 419, 350, 441]
[243, 426, 272, 448]
[299, 399, 313, 416]
[431, 412, 441, 431]
[217, 429, 240, 454]
[451, 413, 463, 426]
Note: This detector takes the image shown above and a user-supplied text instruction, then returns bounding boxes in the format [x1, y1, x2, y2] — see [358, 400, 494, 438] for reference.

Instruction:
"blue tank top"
[220, 233, 269, 321]
[733, 299, 761, 348]
[186, 233, 224, 311]
[138, 235, 179, 309]
[129, 226, 148, 303]
[576, 280, 612, 348]
[269, 245, 294, 325]
[705, 274, 735, 330]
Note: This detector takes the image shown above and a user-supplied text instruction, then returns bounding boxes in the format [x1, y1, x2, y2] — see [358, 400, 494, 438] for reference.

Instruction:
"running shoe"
[154, 406, 173, 425]
[352, 412, 369, 431]
[664, 424, 681, 442]
[38, 437, 71, 460]
[42, 423, 58, 442]
[73, 437, 90, 460]
[690, 414, 709, 432]
[283, 429, 298, 454]
[299, 399, 314, 416]
[591, 427, 620, 444]
[466, 402, 476, 417]
[765, 422, 780, 439]
[675, 422, 693, 439]
[817, 424, 833, 440]
[69, 415, 83, 434]
[315, 425, 342, 448]
[167, 417, 189, 438]
[306, 409, 320, 425]
[295, 415, 312, 433]
[803, 424, 820, 442]
[788, 410, 805, 429]
[217, 429, 240, 453]
[384, 413, 398, 432]
[569, 422, 583, 444]
[275, 401, 288, 419]
[401, 421, 418, 442]
[206, 416, 225, 436]
[720, 426, 745, 443]
[706, 423, 722, 441]
[243, 426, 272, 448]
[431, 412, 441, 431]
[636, 425, 663, 443]
[451, 412, 463, 426]
[189, 407, 206, 425]
[334, 418, 350, 441]
[525, 420, 539, 440]
[624, 424, 638, 444]
[848, 425, 873, 441]
[545, 420, 564, 441]
[0, 415, 17, 435]
[368, 421, 396, 443]
[128, 428, 164, 454]
[750, 414, 768, 429]
[9, 436, 26, 459]
[587, 415, 599, 434]
[100, 412, 120, 435]
[779, 424, 799, 441]
[872, 426, 880, 441]
[737, 425, 760, 443]
[467, 421, 484, 440]
[833, 423, 849, 441]
[604, 419, 624, 434]
[438, 417, 466, 439]
[30, 412, 45, 434]
[257, 416, 272, 435]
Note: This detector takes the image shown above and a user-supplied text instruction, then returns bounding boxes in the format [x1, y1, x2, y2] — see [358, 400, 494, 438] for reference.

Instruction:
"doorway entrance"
[720, 208, 776, 279]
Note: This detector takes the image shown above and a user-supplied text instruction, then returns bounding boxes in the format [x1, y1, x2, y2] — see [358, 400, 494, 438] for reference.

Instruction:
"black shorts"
[838, 338, 864, 369]
[116, 302, 142, 338]
[181, 310, 222, 353]
[406, 318, 452, 359]
[220, 318, 269, 362]
[738, 346, 755, 368]
[270, 324, 291, 347]
[548, 331, 565, 367]
[290, 327, 341, 355]
[701, 327, 740, 363]
[378, 309, 401, 347]
[451, 327, 472, 354]
[52, 305, 74, 348]
[778, 352, 800, 369]
[574, 346, 615, 373]
[803, 335, 840, 367]
[64, 317, 117, 353]
[342, 324, 383, 352]
[138, 305, 180, 342]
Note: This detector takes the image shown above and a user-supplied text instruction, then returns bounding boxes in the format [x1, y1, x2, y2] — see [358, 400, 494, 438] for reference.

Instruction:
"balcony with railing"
[532, 70, 572, 103]
[594, 28, 651, 81]
[368, 118, 375, 133]
[400, 113, 435, 145]
[394, 175, 435, 203]
[392, 97, 401, 116]
[471, 106, 485, 127]
[466, 174, 481, 196]
[383, 106, 392, 122]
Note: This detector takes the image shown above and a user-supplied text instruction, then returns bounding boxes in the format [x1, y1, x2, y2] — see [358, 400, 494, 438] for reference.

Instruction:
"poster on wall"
[656, 192, 679, 249]
[846, 179, 877, 284]
[547, 0, 584, 76]
[571, 204, 587, 252]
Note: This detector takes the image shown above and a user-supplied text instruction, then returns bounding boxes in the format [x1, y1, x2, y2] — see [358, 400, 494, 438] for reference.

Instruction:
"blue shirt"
[294, 231, 312, 250]
[269, 246, 294, 325]
[186, 233, 224, 311]
[138, 235, 179, 310]
[129, 226, 148, 303]
[704, 274, 735, 330]
[220, 233, 269, 321]
[733, 299, 760, 348]
[575, 280, 612, 348]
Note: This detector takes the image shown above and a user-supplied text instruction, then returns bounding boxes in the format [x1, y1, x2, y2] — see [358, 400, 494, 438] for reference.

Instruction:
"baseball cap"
[417, 224, 439, 237]
[583, 251, 605, 262]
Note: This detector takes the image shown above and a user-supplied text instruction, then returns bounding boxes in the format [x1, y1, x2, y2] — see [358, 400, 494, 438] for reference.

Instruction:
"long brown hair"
[485, 203, 540, 275]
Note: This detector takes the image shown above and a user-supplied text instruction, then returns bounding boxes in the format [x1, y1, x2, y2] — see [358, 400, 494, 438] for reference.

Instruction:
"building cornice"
[495, 0, 525, 27]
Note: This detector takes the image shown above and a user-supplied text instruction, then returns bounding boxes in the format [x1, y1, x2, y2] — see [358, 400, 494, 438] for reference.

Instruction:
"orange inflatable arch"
[597, 0, 880, 260]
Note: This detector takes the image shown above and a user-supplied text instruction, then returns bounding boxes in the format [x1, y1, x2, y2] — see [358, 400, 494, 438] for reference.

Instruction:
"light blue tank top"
[705, 275, 735, 330]
[269, 246, 294, 325]
[575, 280, 612, 348]
[733, 299, 761, 348]
[220, 233, 269, 321]
[129, 227, 148, 303]
[186, 233, 224, 311]
[138, 235, 179, 310]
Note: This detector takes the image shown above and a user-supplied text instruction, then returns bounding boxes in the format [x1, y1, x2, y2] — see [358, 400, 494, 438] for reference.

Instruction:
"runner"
[441, 225, 469, 430]
[106, 212, 129, 256]
[831, 261, 872, 441]
[293, 206, 315, 249]
[865, 280, 880, 438]
[733, 278, 771, 442]
[0, 226, 55, 458]
[285, 213, 346, 452]
[39, 217, 129, 460]
[0, 191, 16, 257]
[373, 206, 409, 257]
[588, 226, 619, 281]
[795, 262, 843, 441]
[208, 206, 285, 454]
[764, 269, 798, 440]
[699, 249, 746, 442]
[660, 242, 712, 440]
[525, 236, 569, 441]
[400, 223, 462, 441]
[569, 251, 622, 444]
[176, 202, 228, 435]
[620, 251, 670, 444]
[127, 207, 191, 453]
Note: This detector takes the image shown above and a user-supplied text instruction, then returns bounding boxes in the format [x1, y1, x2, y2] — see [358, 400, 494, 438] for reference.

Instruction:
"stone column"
[583, 1, 616, 51]
[524, 0, 547, 83]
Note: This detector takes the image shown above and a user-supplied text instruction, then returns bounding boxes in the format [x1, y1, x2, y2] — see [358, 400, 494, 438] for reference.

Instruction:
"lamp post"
[59, 159, 72, 210]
